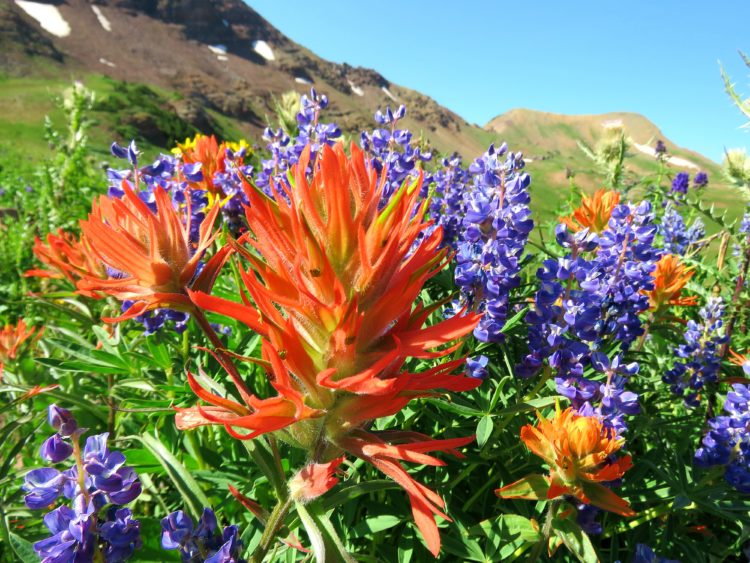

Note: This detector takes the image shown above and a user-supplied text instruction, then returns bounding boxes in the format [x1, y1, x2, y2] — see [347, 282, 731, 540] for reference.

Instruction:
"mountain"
[484, 109, 737, 218]
[0, 0, 741, 222]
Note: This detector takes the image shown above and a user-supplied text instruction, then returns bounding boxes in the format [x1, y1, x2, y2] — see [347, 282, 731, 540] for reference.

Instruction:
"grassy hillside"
[484, 108, 744, 224]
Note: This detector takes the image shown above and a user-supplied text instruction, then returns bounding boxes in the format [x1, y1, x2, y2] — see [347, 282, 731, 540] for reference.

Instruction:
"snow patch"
[348, 80, 364, 97]
[208, 44, 227, 55]
[381, 86, 397, 101]
[99, 57, 116, 68]
[15, 1, 71, 37]
[91, 5, 111, 32]
[295, 76, 312, 85]
[252, 40, 275, 61]
[217, 55, 229, 62]
[602, 119, 623, 129]
[632, 142, 700, 170]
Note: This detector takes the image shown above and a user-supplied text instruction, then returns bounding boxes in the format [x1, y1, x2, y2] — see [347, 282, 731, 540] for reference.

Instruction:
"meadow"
[1, 61, 750, 563]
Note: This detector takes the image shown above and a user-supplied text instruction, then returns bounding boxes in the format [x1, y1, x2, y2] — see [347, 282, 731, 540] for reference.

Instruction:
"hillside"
[0, 0, 743, 224]
[485, 109, 738, 219]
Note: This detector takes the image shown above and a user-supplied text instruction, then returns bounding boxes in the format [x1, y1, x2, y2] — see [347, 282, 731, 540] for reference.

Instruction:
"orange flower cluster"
[180, 143, 480, 556]
[645, 254, 698, 312]
[560, 189, 621, 234]
[25, 229, 106, 297]
[0, 320, 40, 375]
[75, 183, 227, 321]
[497, 407, 635, 517]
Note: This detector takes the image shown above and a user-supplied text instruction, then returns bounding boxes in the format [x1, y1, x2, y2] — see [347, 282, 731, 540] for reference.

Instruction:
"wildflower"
[78, 182, 225, 321]
[659, 204, 705, 255]
[654, 139, 668, 158]
[496, 407, 636, 517]
[25, 229, 106, 296]
[161, 509, 244, 563]
[442, 143, 533, 343]
[560, 189, 621, 234]
[0, 319, 39, 371]
[693, 171, 709, 188]
[22, 405, 142, 561]
[664, 297, 726, 406]
[694, 384, 750, 493]
[645, 254, 698, 312]
[184, 143, 480, 556]
[671, 172, 690, 195]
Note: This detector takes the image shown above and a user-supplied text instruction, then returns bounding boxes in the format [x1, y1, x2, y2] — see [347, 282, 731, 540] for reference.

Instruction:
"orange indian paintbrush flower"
[496, 407, 636, 517]
[25, 229, 106, 298]
[182, 142, 481, 556]
[77, 182, 227, 321]
[645, 254, 698, 312]
[560, 189, 621, 234]
[0, 320, 41, 376]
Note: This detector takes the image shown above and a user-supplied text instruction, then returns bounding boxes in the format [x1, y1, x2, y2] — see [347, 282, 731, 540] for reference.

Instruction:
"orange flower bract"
[25, 229, 106, 298]
[77, 182, 226, 321]
[496, 407, 636, 517]
[0, 320, 41, 376]
[560, 189, 621, 234]
[645, 254, 698, 312]
[182, 143, 481, 556]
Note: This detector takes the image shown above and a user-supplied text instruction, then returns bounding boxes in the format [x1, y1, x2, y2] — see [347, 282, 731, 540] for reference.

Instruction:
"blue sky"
[248, 0, 750, 162]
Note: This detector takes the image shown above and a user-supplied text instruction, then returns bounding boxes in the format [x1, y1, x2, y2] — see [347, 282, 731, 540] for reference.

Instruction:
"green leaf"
[140, 433, 212, 518]
[351, 514, 401, 537]
[552, 517, 599, 563]
[295, 501, 326, 562]
[481, 515, 541, 543]
[322, 480, 398, 510]
[501, 305, 529, 334]
[9, 532, 38, 563]
[495, 474, 549, 500]
[476, 415, 493, 448]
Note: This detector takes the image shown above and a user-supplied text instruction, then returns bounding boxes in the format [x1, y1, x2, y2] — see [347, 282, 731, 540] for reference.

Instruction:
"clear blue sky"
[248, 0, 750, 162]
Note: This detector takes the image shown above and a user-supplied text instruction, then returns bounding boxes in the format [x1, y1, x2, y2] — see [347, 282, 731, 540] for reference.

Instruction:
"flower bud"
[48, 404, 78, 437]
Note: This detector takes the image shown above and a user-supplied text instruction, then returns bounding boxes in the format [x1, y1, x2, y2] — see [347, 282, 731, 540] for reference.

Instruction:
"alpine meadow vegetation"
[5, 53, 750, 562]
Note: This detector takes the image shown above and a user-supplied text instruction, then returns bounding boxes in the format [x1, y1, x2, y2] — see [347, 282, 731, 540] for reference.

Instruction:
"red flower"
[77, 182, 227, 321]
[25, 229, 106, 297]
[0, 320, 41, 377]
[182, 143, 480, 556]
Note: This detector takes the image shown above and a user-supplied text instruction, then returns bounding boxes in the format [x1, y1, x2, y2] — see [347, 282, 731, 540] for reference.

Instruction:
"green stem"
[529, 499, 558, 562]
[250, 496, 293, 563]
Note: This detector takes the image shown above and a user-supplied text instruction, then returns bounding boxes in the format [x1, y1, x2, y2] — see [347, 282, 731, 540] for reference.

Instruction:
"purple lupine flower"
[466, 355, 489, 379]
[670, 172, 690, 195]
[361, 103, 432, 202]
[654, 140, 667, 158]
[659, 204, 705, 255]
[39, 434, 73, 463]
[695, 384, 750, 493]
[33, 498, 96, 562]
[632, 543, 681, 563]
[83, 433, 142, 503]
[664, 297, 727, 406]
[693, 171, 709, 188]
[162, 508, 245, 562]
[100, 507, 142, 561]
[48, 404, 78, 437]
[25, 406, 142, 561]
[440, 143, 532, 344]
[23, 467, 65, 509]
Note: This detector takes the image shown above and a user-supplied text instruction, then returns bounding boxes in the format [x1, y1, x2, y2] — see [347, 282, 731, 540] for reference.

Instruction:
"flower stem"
[250, 495, 293, 563]
[529, 499, 558, 562]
